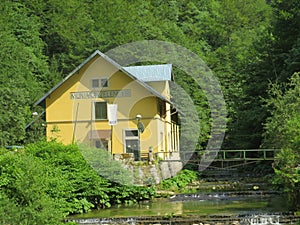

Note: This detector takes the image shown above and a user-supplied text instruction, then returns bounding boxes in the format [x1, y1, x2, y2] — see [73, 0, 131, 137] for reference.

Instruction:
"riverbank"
[156, 172, 276, 197]
[65, 212, 300, 225]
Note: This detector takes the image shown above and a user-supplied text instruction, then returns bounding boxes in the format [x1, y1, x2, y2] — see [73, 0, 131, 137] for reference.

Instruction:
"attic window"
[91, 78, 109, 88]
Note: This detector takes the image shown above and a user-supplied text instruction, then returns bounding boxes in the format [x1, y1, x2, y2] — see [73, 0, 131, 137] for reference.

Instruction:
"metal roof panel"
[123, 64, 172, 82]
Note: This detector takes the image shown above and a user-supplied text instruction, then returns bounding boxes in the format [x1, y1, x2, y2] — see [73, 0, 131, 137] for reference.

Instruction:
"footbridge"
[165, 149, 279, 169]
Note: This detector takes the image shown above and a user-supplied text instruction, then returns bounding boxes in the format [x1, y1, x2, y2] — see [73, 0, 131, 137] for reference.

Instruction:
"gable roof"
[34, 50, 172, 106]
[123, 64, 172, 82]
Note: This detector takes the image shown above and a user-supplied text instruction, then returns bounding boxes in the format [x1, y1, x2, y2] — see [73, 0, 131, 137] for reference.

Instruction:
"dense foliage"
[0, 151, 65, 225]
[0, 0, 299, 212]
[0, 0, 273, 150]
[0, 142, 155, 224]
[158, 169, 198, 191]
[263, 73, 300, 209]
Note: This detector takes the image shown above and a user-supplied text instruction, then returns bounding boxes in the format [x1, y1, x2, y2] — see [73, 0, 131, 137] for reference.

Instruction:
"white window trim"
[93, 101, 108, 120]
[91, 77, 109, 89]
[123, 129, 139, 152]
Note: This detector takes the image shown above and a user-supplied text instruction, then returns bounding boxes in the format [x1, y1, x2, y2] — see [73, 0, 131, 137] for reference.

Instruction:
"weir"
[240, 214, 280, 225]
[65, 213, 299, 225]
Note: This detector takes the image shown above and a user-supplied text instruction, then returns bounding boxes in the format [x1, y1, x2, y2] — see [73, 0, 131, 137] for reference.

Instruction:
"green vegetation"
[79, 144, 134, 185]
[158, 169, 198, 192]
[0, 142, 155, 224]
[0, 151, 65, 224]
[0, 0, 299, 214]
[0, 0, 273, 150]
[263, 73, 300, 209]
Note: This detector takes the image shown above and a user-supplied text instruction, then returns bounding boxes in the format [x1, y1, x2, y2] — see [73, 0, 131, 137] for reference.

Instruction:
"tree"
[232, 0, 300, 149]
[0, 0, 295, 152]
[269, 0, 300, 82]
[0, 2, 49, 145]
[263, 73, 300, 209]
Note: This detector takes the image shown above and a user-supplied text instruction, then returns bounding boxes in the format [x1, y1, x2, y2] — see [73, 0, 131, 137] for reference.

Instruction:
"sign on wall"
[107, 104, 117, 125]
[70, 89, 131, 100]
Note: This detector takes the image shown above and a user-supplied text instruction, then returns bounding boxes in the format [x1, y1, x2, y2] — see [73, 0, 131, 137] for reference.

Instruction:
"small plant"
[164, 212, 175, 219]
[50, 124, 61, 141]
[158, 169, 199, 191]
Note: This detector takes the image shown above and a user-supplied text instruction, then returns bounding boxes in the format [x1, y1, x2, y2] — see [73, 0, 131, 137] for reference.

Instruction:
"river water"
[68, 191, 298, 224]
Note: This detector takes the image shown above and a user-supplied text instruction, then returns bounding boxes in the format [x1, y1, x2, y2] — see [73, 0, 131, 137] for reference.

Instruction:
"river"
[67, 191, 299, 224]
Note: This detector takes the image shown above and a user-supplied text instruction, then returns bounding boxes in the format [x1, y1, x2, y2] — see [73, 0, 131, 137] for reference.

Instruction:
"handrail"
[179, 149, 279, 162]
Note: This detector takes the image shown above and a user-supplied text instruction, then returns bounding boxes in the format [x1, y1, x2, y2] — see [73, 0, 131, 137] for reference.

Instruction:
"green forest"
[0, 0, 299, 224]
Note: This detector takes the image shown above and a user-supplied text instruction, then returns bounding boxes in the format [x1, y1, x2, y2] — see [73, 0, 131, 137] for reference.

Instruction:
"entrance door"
[124, 129, 140, 161]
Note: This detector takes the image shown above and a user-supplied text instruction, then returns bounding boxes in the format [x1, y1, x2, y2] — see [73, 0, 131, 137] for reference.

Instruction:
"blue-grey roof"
[123, 64, 172, 82]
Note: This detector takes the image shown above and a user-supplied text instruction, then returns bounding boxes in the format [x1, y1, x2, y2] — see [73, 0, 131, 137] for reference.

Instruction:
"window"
[125, 130, 139, 137]
[91, 78, 109, 88]
[158, 99, 166, 118]
[94, 102, 107, 119]
[101, 78, 108, 87]
[95, 139, 109, 150]
[92, 79, 99, 88]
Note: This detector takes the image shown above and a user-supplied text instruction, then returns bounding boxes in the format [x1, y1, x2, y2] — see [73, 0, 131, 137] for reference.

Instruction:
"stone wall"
[114, 153, 183, 185]
[159, 161, 183, 180]
[123, 161, 183, 185]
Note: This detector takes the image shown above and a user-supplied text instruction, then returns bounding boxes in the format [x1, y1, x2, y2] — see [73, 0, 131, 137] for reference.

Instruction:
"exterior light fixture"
[136, 114, 144, 133]
[136, 114, 142, 120]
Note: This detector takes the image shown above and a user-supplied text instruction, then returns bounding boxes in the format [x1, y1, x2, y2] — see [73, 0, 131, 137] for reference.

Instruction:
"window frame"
[94, 101, 108, 120]
[123, 129, 140, 160]
[91, 77, 109, 89]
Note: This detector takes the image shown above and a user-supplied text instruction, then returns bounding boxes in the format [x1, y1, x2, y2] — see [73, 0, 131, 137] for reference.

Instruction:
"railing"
[179, 149, 279, 162]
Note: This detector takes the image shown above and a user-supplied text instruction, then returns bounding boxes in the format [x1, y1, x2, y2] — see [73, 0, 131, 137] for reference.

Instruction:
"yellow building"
[35, 50, 180, 161]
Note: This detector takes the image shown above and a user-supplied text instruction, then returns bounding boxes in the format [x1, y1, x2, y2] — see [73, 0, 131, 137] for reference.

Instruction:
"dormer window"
[91, 78, 109, 89]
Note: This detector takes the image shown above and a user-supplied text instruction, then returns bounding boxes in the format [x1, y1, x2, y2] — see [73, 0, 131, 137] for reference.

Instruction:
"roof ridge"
[34, 50, 172, 106]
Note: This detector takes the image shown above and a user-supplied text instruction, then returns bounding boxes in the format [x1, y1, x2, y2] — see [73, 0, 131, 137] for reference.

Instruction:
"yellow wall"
[45, 54, 178, 156]
[146, 81, 171, 100]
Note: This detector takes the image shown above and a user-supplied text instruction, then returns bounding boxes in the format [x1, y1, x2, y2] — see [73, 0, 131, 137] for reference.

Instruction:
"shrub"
[158, 169, 199, 191]
[0, 141, 157, 223]
[0, 152, 65, 224]
[25, 141, 111, 212]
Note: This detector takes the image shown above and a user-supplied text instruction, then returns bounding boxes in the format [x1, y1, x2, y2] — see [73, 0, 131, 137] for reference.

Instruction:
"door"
[125, 139, 139, 161]
[124, 129, 140, 161]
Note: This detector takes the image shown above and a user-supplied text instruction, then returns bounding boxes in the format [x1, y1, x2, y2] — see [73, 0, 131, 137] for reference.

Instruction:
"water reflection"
[70, 192, 290, 219]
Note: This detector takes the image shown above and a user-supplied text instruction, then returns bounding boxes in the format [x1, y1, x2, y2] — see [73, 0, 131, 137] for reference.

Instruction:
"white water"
[241, 214, 280, 225]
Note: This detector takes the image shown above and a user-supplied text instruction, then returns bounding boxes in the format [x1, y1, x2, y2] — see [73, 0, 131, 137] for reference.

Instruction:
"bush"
[0, 152, 65, 224]
[158, 169, 199, 191]
[79, 144, 133, 185]
[0, 141, 157, 223]
[25, 141, 112, 212]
